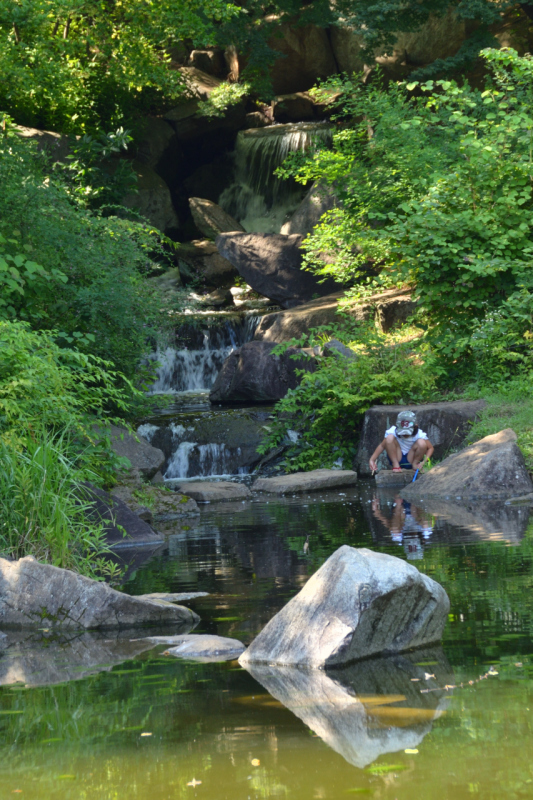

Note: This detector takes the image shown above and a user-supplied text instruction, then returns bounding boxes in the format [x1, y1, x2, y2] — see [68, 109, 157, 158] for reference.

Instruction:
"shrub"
[259, 322, 440, 472]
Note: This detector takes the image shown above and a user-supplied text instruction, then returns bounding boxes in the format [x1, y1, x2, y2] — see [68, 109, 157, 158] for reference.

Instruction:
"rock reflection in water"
[244, 648, 452, 769]
[0, 627, 193, 687]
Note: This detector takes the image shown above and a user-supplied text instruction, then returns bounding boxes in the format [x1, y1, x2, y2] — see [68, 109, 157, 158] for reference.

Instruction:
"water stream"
[219, 122, 333, 233]
[1, 485, 533, 799]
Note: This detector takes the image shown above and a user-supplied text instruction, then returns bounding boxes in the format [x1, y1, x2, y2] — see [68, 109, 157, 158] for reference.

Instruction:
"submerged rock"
[244, 647, 452, 768]
[0, 557, 200, 630]
[253, 469, 358, 495]
[239, 545, 449, 668]
[149, 634, 245, 662]
[216, 232, 340, 308]
[177, 481, 252, 502]
[402, 429, 533, 501]
[209, 340, 316, 404]
[355, 400, 487, 477]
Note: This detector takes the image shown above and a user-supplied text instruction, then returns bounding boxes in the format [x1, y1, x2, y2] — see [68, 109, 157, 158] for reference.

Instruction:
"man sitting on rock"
[369, 410, 434, 473]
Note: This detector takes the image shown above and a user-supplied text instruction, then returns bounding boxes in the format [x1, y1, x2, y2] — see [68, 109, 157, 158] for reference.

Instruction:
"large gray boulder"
[401, 429, 533, 501]
[189, 197, 244, 239]
[355, 400, 487, 477]
[244, 647, 452, 768]
[216, 232, 340, 309]
[0, 557, 200, 630]
[253, 469, 358, 495]
[239, 545, 449, 668]
[107, 424, 165, 479]
[209, 340, 316, 404]
[280, 182, 338, 236]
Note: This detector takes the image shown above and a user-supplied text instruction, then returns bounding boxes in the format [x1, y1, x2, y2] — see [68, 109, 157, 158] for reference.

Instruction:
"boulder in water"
[216, 232, 340, 309]
[253, 469, 358, 494]
[239, 545, 449, 668]
[209, 340, 316, 404]
[176, 239, 237, 289]
[401, 429, 533, 501]
[189, 197, 244, 239]
[0, 556, 200, 630]
[106, 424, 165, 479]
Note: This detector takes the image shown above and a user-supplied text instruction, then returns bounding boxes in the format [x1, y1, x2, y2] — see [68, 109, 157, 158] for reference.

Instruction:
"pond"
[1, 484, 533, 800]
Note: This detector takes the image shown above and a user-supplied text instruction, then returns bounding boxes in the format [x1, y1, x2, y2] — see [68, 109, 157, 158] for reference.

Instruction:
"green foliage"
[0, 319, 138, 445]
[283, 49, 533, 382]
[0, 121, 171, 378]
[0, 429, 122, 580]
[259, 322, 440, 472]
[197, 81, 250, 118]
[0, 0, 243, 132]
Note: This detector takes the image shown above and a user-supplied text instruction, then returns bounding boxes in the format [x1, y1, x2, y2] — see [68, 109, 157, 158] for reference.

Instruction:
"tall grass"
[0, 429, 120, 580]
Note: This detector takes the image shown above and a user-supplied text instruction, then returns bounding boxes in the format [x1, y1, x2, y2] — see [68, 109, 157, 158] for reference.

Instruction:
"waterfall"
[219, 122, 333, 234]
[147, 314, 260, 394]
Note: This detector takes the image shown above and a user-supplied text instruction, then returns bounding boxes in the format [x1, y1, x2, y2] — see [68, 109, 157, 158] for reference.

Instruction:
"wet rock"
[106, 424, 165, 479]
[189, 197, 244, 240]
[280, 181, 338, 236]
[138, 592, 209, 603]
[272, 92, 316, 123]
[253, 469, 358, 495]
[355, 400, 487, 477]
[176, 481, 252, 502]
[150, 634, 245, 662]
[402, 429, 533, 501]
[239, 545, 449, 667]
[0, 630, 163, 687]
[216, 232, 340, 309]
[123, 161, 180, 238]
[506, 492, 533, 505]
[197, 287, 234, 308]
[243, 110, 272, 129]
[176, 239, 237, 289]
[209, 340, 316, 404]
[244, 647, 452, 768]
[147, 407, 270, 477]
[83, 483, 164, 547]
[0, 556, 200, 630]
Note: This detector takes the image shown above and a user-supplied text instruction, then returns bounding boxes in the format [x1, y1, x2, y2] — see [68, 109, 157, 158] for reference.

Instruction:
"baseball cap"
[395, 410, 416, 437]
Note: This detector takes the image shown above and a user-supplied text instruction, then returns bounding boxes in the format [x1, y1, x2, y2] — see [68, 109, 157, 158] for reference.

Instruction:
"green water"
[2, 485, 533, 799]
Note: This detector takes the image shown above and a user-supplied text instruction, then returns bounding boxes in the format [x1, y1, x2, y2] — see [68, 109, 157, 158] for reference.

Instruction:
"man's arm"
[369, 439, 386, 472]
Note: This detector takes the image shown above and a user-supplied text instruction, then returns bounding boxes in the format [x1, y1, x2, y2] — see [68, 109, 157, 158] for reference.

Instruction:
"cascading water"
[219, 122, 333, 234]
[148, 314, 260, 394]
[142, 315, 266, 480]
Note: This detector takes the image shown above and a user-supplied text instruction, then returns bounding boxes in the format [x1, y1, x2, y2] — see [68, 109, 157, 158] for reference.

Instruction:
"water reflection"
[244, 648, 452, 769]
[371, 494, 433, 559]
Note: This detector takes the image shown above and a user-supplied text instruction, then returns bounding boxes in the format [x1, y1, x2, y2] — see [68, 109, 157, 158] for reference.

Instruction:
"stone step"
[375, 469, 417, 488]
[253, 468, 357, 494]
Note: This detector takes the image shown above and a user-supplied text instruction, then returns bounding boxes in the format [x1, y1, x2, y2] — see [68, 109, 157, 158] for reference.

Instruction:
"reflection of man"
[371, 495, 433, 556]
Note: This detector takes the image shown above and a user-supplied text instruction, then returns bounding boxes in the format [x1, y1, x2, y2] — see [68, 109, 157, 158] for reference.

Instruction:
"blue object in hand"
[412, 469, 419, 483]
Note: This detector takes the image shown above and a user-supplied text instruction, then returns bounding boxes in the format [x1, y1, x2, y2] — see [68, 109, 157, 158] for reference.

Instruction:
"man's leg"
[407, 439, 429, 470]
[384, 434, 403, 470]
